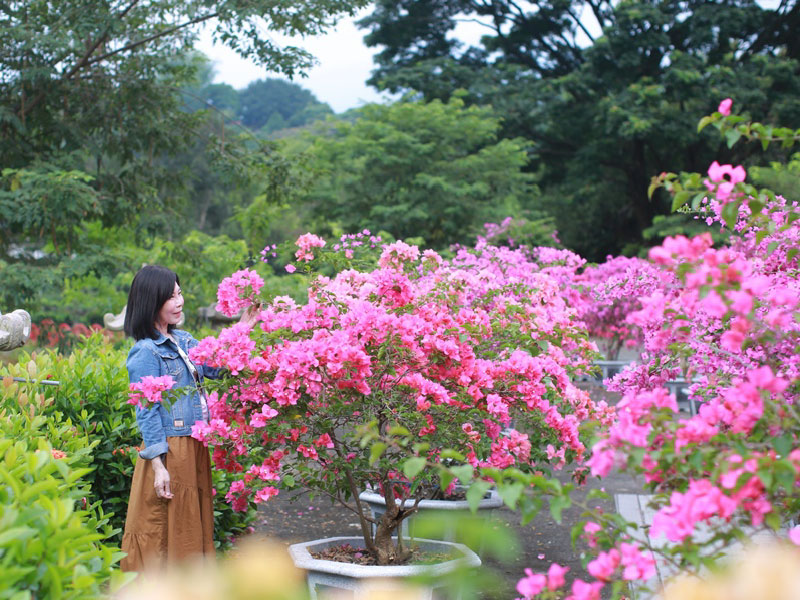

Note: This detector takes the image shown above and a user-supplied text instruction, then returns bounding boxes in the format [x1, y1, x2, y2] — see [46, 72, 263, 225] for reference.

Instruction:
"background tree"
[0, 0, 367, 309]
[293, 95, 542, 249]
[359, 0, 800, 258]
[239, 78, 334, 134]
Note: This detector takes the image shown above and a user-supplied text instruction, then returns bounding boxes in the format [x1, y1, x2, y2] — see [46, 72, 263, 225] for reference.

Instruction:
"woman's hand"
[151, 456, 173, 500]
[240, 302, 262, 328]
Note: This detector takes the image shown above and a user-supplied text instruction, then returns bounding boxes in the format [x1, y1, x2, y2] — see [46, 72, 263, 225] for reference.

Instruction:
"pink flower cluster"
[704, 161, 746, 203]
[587, 542, 655, 581]
[573, 256, 665, 360]
[294, 232, 326, 262]
[216, 268, 264, 317]
[128, 375, 174, 409]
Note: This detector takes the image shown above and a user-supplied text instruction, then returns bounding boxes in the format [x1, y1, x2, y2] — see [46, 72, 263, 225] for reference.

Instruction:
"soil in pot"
[311, 543, 456, 566]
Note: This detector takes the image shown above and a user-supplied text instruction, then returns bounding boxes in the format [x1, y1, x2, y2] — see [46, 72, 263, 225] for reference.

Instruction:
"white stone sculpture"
[104, 304, 184, 332]
[0, 309, 32, 351]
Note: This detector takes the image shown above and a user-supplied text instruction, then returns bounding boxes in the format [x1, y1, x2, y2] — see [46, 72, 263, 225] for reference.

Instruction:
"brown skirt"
[120, 436, 215, 572]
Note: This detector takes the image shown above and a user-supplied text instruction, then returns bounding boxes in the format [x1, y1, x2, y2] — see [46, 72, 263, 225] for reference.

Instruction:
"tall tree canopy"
[360, 0, 800, 258]
[239, 78, 334, 133]
[0, 0, 366, 308]
[293, 96, 542, 249]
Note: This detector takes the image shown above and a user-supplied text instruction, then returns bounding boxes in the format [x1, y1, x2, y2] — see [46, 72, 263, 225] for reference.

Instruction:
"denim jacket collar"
[151, 329, 188, 347]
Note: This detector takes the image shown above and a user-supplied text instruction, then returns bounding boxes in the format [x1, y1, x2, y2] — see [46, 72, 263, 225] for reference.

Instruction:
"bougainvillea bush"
[572, 256, 664, 361]
[507, 102, 800, 599]
[184, 232, 612, 565]
[477, 222, 655, 363]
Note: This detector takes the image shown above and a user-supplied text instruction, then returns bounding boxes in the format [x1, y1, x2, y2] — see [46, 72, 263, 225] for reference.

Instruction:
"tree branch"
[62, 0, 141, 81]
[86, 11, 219, 68]
[565, 7, 596, 43]
[17, 0, 143, 119]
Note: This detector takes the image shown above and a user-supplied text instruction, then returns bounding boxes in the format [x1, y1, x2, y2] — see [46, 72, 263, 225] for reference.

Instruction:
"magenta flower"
[718, 97, 733, 115]
[789, 526, 800, 546]
[128, 375, 174, 409]
[546, 563, 569, 590]
[216, 269, 264, 317]
[516, 568, 546, 598]
[294, 232, 326, 262]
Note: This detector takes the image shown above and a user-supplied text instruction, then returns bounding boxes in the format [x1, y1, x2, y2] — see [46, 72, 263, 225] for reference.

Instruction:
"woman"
[120, 265, 256, 571]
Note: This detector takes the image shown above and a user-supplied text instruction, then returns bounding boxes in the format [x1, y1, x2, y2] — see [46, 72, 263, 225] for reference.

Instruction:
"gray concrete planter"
[358, 487, 503, 542]
[289, 536, 481, 600]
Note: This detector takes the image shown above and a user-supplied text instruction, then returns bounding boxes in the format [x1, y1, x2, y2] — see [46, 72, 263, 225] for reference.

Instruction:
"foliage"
[491, 105, 800, 599]
[238, 78, 334, 134]
[0, 369, 129, 596]
[480, 217, 560, 251]
[294, 96, 538, 249]
[750, 152, 800, 201]
[0, 0, 368, 310]
[0, 335, 257, 552]
[359, 0, 800, 259]
[189, 231, 607, 565]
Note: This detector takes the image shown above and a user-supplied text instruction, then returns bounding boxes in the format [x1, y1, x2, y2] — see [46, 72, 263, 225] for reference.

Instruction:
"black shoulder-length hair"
[123, 265, 181, 340]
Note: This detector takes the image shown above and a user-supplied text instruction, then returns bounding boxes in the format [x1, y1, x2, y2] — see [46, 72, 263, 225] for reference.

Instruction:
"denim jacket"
[127, 329, 220, 460]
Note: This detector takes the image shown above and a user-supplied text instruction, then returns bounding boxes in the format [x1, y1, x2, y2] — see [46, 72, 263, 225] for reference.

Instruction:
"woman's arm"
[127, 344, 170, 460]
[190, 304, 260, 380]
[150, 455, 173, 499]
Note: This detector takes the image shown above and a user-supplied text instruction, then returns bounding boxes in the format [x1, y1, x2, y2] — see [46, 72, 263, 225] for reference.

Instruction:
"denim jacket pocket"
[168, 394, 188, 429]
[160, 351, 184, 378]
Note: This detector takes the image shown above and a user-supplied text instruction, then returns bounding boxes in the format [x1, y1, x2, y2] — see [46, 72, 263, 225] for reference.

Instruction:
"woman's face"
[156, 282, 184, 330]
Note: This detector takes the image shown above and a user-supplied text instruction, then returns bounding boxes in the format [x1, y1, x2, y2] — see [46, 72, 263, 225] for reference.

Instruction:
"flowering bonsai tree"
[505, 101, 800, 599]
[189, 232, 611, 565]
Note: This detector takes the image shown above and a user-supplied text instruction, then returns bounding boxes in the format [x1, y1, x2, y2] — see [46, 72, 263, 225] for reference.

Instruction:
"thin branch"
[565, 7, 596, 42]
[16, 0, 143, 119]
[86, 11, 219, 68]
[452, 17, 500, 34]
[62, 0, 141, 81]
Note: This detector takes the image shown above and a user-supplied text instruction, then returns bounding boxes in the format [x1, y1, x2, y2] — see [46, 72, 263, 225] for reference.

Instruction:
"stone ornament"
[103, 305, 127, 332]
[104, 305, 185, 332]
[0, 309, 32, 351]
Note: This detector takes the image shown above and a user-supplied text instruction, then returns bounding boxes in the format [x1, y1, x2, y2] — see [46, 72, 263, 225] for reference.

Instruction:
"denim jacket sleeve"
[127, 342, 170, 460]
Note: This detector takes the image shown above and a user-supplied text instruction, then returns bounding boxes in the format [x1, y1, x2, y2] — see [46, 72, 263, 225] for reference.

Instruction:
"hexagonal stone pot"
[289, 536, 481, 600]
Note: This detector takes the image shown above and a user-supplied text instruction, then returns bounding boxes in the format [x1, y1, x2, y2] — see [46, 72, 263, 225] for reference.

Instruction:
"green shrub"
[1, 335, 257, 551]
[0, 386, 129, 597]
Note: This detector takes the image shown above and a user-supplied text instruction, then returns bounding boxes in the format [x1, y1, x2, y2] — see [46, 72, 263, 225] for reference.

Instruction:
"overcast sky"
[196, 10, 394, 113]
[195, 8, 490, 113]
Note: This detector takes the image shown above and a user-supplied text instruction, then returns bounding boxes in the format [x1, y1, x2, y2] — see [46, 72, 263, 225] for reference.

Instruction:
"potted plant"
[188, 232, 609, 588]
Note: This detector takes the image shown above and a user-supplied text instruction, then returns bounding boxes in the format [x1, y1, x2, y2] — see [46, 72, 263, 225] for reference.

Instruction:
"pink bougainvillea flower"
[294, 232, 326, 262]
[587, 548, 620, 581]
[705, 161, 747, 202]
[547, 563, 569, 590]
[216, 269, 264, 317]
[619, 542, 656, 581]
[567, 579, 604, 600]
[789, 526, 800, 546]
[718, 98, 733, 116]
[51, 449, 67, 459]
[128, 375, 174, 408]
[516, 568, 546, 598]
